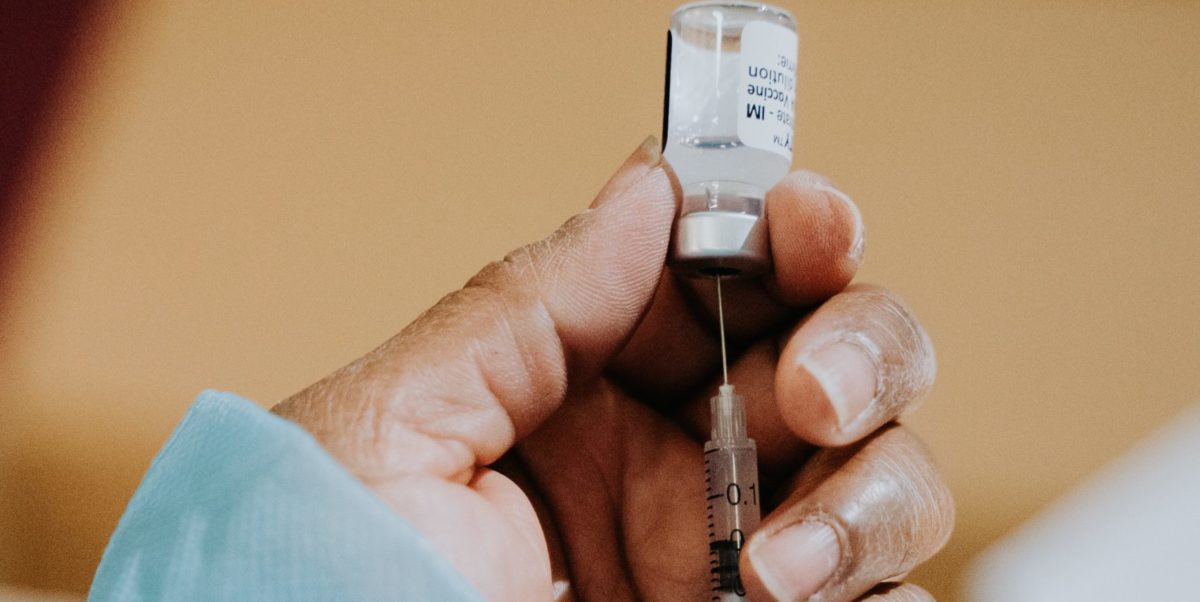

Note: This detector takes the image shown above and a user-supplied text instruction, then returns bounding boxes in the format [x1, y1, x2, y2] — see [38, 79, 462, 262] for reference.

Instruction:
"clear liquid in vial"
[664, 26, 790, 215]
[665, 136, 789, 215]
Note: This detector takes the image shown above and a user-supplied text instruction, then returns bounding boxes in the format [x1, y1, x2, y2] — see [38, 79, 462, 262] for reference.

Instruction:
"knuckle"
[872, 427, 956, 564]
[795, 426, 954, 599]
[470, 209, 595, 298]
[468, 243, 548, 304]
[832, 285, 938, 415]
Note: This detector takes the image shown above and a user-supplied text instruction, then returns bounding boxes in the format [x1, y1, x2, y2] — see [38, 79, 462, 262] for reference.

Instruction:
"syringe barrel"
[704, 441, 761, 599]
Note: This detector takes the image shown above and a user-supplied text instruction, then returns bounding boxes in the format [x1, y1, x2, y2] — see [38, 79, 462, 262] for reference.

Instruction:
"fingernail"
[590, 136, 662, 209]
[750, 521, 841, 601]
[637, 135, 662, 164]
[813, 182, 864, 264]
[799, 338, 879, 431]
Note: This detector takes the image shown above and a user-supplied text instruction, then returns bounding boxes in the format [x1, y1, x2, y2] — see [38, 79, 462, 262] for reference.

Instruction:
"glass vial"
[664, 2, 798, 277]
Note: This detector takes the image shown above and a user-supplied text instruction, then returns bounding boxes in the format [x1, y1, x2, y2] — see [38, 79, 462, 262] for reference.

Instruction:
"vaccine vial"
[664, 2, 798, 277]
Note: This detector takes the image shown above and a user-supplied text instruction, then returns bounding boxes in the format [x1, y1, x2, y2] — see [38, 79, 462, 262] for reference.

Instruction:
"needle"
[716, 274, 729, 386]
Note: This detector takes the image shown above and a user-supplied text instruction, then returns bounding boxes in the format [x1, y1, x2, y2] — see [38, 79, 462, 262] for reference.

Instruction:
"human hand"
[273, 138, 953, 601]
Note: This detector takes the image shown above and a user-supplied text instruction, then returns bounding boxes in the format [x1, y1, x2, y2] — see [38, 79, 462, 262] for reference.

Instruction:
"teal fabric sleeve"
[88, 390, 483, 602]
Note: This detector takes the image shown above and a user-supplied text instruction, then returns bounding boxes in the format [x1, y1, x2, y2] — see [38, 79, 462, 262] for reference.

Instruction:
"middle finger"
[678, 283, 937, 470]
[742, 425, 954, 602]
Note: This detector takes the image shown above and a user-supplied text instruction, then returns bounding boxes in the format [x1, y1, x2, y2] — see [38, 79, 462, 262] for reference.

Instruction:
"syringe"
[659, 2, 794, 595]
[705, 277, 761, 601]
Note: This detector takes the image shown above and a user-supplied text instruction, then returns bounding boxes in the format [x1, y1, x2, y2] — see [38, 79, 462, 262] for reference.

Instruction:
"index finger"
[609, 170, 865, 403]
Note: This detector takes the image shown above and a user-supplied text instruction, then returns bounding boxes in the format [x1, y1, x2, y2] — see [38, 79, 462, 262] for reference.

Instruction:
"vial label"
[737, 21, 798, 162]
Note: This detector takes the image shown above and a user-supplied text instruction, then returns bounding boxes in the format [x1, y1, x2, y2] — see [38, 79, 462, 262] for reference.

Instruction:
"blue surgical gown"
[88, 390, 482, 601]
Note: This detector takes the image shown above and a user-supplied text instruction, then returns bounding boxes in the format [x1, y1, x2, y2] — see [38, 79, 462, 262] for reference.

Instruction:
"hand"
[273, 138, 953, 602]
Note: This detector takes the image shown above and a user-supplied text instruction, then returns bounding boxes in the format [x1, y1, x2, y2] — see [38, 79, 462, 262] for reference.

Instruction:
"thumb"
[274, 136, 676, 482]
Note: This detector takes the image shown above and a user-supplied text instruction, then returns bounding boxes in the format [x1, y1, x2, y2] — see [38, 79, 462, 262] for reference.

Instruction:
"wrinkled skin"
[274, 138, 954, 601]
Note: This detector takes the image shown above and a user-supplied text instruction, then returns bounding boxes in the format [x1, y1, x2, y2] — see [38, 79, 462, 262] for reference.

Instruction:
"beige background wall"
[1, 1, 1197, 599]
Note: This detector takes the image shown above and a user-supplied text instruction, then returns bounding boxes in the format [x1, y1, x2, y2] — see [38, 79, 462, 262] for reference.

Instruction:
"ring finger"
[743, 425, 954, 602]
